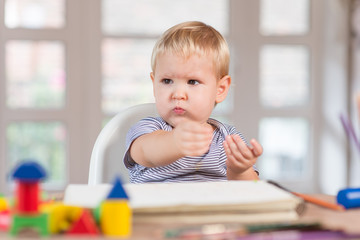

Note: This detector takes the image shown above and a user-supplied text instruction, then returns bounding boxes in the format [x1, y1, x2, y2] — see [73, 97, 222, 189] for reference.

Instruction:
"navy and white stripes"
[124, 117, 252, 183]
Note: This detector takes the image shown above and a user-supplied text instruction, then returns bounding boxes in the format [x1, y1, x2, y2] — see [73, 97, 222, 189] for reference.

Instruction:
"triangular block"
[107, 177, 128, 199]
[67, 209, 99, 235]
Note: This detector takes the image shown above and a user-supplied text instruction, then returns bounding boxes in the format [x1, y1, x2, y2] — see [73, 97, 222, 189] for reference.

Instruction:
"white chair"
[88, 103, 158, 185]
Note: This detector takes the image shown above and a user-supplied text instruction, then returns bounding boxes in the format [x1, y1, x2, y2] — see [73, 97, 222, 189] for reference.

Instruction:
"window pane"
[260, 45, 309, 107]
[102, 38, 155, 115]
[102, 0, 228, 36]
[258, 118, 309, 180]
[6, 41, 66, 109]
[6, 122, 67, 186]
[260, 0, 309, 35]
[5, 0, 65, 29]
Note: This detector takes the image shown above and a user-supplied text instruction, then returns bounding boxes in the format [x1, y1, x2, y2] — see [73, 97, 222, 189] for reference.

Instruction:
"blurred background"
[0, 0, 359, 195]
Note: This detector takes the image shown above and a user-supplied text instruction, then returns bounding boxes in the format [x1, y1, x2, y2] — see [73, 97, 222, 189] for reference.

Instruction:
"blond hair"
[151, 21, 229, 78]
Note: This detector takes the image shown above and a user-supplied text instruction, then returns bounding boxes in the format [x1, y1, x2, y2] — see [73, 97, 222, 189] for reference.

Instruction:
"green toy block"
[92, 202, 102, 225]
[10, 213, 49, 236]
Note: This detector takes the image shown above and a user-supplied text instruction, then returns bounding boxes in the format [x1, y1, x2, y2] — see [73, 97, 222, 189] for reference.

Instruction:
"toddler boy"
[124, 21, 262, 183]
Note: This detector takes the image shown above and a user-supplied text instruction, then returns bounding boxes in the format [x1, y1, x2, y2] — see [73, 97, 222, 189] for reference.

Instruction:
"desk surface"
[300, 195, 360, 234]
[1, 194, 360, 239]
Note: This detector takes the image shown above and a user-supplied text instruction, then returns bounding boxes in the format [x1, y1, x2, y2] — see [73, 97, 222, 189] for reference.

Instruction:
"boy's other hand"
[173, 121, 213, 157]
[224, 135, 263, 179]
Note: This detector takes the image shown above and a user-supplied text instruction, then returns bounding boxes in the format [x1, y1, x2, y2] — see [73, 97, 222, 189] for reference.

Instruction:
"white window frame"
[0, 0, 103, 193]
[0, 0, 350, 195]
[229, 0, 349, 194]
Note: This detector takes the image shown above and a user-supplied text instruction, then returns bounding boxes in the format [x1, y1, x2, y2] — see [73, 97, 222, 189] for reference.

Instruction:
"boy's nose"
[172, 87, 187, 100]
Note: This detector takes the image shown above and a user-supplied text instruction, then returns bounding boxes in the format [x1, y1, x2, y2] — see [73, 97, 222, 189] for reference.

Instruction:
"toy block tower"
[100, 177, 132, 237]
[10, 161, 49, 236]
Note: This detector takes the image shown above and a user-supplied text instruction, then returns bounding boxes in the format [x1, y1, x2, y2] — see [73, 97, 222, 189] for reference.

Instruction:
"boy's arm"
[224, 135, 262, 180]
[130, 121, 213, 168]
[227, 167, 259, 180]
[130, 130, 182, 167]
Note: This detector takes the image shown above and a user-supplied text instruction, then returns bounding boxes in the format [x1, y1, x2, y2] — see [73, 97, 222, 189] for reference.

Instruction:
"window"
[258, 0, 311, 182]
[5, 0, 64, 29]
[6, 40, 65, 109]
[1, 0, 68, 190]
[260, 0, 309, 36]
[101, 0, 229, 119]
[1, 0, 93, 191]
[0, 0, 350, 194]
[231, 0, 349, 193]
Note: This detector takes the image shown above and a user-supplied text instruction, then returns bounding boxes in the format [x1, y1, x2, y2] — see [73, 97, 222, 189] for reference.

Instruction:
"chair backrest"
[88, 103, 158, 185]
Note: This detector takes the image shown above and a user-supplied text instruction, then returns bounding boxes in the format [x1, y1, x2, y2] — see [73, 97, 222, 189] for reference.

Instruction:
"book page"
[125, 180, 299, 210]
[64, 180, 299, 210]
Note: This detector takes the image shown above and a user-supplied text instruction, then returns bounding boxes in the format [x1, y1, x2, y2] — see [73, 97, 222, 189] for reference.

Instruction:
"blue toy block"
[107, 177, 129, 199]
[337, 187, 360, 209]
[12, 160, 47, 182]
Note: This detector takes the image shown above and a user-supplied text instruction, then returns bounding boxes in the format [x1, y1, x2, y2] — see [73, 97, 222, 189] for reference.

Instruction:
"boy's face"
[151, 52, 230, 128]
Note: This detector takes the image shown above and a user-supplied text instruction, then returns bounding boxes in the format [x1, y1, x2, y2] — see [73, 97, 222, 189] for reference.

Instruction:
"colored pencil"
[267, 180, 345, 211]
[340, 113, 360, 154]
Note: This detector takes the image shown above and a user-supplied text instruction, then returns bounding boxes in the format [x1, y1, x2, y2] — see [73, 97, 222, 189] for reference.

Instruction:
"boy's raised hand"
[173, 121, 213, 157]
[223, 135, 262, 180]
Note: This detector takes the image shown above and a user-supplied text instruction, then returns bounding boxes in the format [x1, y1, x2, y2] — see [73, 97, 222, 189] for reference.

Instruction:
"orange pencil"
[268, 180, 345, 211]
[292, 192, 345, 211]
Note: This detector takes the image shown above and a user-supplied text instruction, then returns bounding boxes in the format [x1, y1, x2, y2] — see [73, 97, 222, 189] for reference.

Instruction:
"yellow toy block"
[40, 202, 82, 234]
[0, 196, 8, 211]
[100, 200, 132, 237]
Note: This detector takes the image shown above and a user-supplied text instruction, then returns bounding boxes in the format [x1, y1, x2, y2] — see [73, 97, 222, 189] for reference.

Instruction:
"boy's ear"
[150, 72, 155, 96]
[215, 75, 231, 103]
[150, 72, 155, 83]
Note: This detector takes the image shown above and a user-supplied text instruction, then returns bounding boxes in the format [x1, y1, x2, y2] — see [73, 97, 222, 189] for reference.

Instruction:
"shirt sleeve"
[123, 117, 164, 169]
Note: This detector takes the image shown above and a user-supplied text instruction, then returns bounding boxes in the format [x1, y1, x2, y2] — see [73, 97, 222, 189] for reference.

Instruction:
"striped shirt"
[124, 117, 256, 183]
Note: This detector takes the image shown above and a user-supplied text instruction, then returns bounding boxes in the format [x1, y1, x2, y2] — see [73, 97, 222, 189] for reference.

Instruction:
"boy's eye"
[188, 80, 199, 85]
[162, 79, 173, 84]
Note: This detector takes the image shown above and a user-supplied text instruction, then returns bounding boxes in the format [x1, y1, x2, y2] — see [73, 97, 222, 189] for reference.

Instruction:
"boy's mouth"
[173, 107, 185, 115]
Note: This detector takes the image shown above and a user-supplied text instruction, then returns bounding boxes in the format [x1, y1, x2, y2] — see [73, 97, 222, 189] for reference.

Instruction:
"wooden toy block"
[40, 202, 82, 234]
[67, 209, 99, 235]
[107, 177, 129, 199]
[0, 195, 8, 212]
[12, 161, 47, 180]
[100, 200, 132, 237]
[16, 182, 40, 213]
[0, 210, 11, 231]
[10, 213, 49, 236]
[92, 203, 102, 225]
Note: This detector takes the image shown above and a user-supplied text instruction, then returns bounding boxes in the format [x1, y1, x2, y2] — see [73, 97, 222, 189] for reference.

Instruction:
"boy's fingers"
[223, 141, 232, 160]
[225, 136, 241, 159]
[250, 139, 263, 156]
[232, 135, 253, 159]
[223, 141, 239, 166]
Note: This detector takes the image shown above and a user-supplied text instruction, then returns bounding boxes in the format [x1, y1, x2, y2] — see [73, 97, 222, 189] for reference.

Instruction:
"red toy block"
[16, 182, 40, 213]
[67, 209, 99, 235]
[0, 210, 11, 231]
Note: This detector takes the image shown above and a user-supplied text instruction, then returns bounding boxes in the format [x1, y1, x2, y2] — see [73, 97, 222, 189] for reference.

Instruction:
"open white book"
[64, 180, 305, 224]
